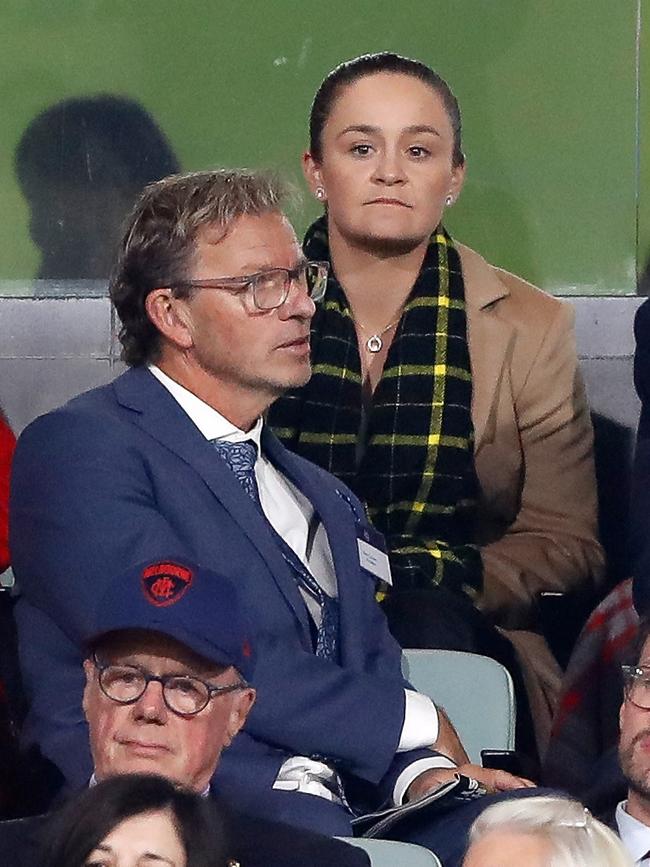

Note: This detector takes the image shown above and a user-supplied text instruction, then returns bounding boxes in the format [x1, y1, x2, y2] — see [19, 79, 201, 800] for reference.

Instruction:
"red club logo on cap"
[142, 562, 193, 607]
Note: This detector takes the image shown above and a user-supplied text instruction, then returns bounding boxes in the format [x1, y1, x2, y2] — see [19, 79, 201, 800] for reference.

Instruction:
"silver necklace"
[356, 316, 401, 353]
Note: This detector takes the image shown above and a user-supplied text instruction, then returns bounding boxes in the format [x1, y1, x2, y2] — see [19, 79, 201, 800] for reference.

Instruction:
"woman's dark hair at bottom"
[41, 773, 227, 867]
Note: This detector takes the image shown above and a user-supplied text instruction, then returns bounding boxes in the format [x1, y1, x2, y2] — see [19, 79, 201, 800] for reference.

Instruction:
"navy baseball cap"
[86, 559, 255, 681]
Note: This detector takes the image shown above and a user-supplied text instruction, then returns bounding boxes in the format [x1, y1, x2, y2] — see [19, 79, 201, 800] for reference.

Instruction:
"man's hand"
[405, 763, 536, 803]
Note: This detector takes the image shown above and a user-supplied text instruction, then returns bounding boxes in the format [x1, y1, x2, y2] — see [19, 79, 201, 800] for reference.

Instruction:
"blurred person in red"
[0, 410, 18, 818]
[0, 411, 15, 573]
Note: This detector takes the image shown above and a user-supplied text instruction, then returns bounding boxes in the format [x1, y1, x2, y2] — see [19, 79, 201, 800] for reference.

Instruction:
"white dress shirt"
[149, 365, 450, 804]
[616, 801, 650, 866]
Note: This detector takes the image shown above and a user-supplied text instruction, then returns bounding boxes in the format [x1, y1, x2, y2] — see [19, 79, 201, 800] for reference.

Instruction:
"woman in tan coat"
[269, 52, 604, 754]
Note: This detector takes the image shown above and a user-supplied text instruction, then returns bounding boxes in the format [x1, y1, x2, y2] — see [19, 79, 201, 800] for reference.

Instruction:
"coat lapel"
[458, 243, 514, 454]
[112, 368, 313, 640]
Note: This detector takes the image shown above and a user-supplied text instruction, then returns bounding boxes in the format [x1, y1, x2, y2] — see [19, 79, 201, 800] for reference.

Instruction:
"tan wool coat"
[459, 244, 605, 747]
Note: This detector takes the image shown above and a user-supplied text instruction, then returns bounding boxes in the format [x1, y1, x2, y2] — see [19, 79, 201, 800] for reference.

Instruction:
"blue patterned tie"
[211, 440, 262, 506]
[211, 439, 339, 661]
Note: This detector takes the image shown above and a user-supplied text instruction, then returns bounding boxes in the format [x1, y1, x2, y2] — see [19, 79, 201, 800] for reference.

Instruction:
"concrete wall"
[1, 296, 122, 434]
[1, 295, 643, 437]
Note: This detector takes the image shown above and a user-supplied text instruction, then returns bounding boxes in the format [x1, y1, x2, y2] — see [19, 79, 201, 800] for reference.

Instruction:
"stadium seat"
[402, 649, 515, 764]
[338, 837, 441, 866]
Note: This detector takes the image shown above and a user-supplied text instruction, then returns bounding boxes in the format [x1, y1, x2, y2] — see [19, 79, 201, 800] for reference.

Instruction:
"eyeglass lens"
[100, 665, 210, 714]
[626, 670, 650, 709]
[253, 262, 327, 309]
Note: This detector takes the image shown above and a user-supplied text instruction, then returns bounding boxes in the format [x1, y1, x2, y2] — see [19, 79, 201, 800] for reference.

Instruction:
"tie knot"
[211, 439, 260, 506]
[212, 439, 258, 476]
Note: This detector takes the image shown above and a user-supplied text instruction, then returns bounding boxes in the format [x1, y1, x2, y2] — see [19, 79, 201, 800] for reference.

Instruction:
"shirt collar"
[616, 800, 650, 863]
[149, 364, 263, 448]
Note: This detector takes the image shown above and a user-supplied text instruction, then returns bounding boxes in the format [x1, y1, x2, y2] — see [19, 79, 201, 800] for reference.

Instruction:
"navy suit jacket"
[10, 367, 434, 833]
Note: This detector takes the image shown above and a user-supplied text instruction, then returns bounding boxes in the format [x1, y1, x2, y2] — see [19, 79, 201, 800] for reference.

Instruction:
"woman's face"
[84, 809, 186, 867]
[463, 830, 552, 867]
[303, 71, 465, 253]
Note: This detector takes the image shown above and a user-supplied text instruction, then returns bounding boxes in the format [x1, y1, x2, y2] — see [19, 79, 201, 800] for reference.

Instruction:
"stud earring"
[445, 195, 454, 206]
[316, 187, 326, 201]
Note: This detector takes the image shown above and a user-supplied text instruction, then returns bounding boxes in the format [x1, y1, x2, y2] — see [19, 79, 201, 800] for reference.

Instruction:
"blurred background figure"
[15, 95, 180, 282]
[1, 773, 228, 867]
[462, 795, 633, 867]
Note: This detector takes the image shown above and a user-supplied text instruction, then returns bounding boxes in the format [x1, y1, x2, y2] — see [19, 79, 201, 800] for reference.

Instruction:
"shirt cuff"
[397, 689, 439, 751]
[392, 756, 457, 806]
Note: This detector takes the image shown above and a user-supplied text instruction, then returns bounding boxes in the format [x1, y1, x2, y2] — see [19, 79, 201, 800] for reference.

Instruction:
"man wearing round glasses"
[0, 559, 369, 867]
[82, 559, 256, 795]
[617, 621, 650, 861]
[84, 639, 253, 794]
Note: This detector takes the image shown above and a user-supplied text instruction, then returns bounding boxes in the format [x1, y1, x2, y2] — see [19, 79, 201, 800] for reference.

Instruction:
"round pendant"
[366, 334, 383, 353]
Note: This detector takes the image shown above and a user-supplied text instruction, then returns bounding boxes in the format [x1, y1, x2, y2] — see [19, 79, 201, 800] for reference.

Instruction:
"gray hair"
[110, 168, 286, 366]
[466, 796, 633, 867]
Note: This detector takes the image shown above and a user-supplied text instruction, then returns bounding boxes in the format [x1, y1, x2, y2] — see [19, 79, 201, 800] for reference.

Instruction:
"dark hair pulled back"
[309, 52, 464, 167]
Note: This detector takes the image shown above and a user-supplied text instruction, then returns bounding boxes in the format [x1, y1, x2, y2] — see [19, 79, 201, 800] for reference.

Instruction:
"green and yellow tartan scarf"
[268, 216, 483, 597]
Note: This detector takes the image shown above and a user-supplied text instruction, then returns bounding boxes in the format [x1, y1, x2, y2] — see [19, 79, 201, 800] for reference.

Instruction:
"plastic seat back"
[402, 648, 515, 763]
[338, 837, 441, 866]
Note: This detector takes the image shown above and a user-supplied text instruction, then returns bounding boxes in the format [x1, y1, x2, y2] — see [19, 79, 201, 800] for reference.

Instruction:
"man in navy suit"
[10, 169, 531, 861]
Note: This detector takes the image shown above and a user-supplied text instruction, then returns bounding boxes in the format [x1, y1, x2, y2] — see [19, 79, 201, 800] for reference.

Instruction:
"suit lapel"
[112, 368, 313, 640]
[458, 244, 514, 453]
[263, 428, 361, 649]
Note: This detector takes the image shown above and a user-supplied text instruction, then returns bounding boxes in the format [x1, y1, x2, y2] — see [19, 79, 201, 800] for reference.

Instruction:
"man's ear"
[82, 657, 94, 717]
[83, 657, 94, 682]
[145, 288, 194, 352]
[224, 688, 256, 747]
[302, 151, 324, 200]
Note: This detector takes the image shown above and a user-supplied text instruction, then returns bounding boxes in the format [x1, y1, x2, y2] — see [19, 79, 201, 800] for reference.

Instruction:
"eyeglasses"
[93, 655, 248, 716]
[622, 664, 650, 709]
[174, 259, 329, 311]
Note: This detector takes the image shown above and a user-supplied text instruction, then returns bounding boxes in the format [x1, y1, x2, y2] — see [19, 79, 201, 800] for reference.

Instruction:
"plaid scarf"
[268, 217, 483, 596]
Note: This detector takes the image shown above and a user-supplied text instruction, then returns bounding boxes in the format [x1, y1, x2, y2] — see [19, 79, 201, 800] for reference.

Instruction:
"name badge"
[357, 525, 392, 586]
